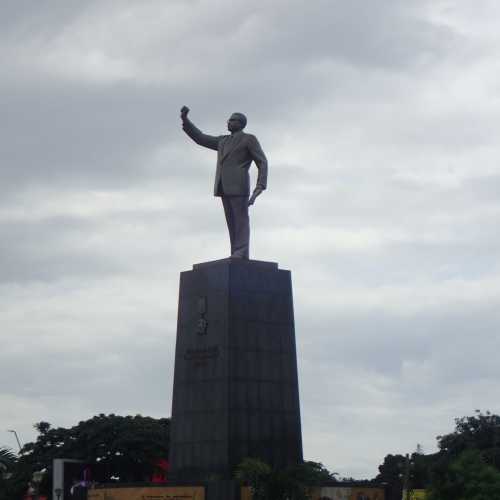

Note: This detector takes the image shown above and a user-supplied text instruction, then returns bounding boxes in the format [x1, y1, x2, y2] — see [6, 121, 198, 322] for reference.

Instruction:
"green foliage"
[375, 453, 406, 483]
[0, 447, 19, 500]
[408, 451, 435, 490]
[296, 461, 337, 484]
[235, 458, 272, 500]
[374, 411, 500, 500]
[0, 446, 17, 500]
[428, 449, 500, 500]
[374, 453, 406, 500]
[0, 447, 16, 472]
[2, 414, 169, 499]
[235, 458, 337, 500]
[426, 412, 500, 500]
[437, 410, 500, 467]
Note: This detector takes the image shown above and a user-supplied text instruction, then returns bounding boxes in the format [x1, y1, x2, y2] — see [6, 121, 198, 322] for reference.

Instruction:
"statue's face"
[227, 114, 244, 132]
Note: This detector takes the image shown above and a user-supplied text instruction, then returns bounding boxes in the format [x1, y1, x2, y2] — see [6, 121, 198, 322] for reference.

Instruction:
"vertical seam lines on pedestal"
[288, 270, 304, 461]
[226, 262, 231, 475]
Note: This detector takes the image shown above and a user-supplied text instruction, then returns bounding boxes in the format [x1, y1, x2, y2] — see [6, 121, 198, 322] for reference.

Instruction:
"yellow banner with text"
[242, 485, 385, 500]
[402, 490, 427, 500]
[87, 486, 204, 500]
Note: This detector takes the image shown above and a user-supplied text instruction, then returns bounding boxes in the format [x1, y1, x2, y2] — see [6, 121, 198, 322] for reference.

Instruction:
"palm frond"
[0, 447, 16, 471]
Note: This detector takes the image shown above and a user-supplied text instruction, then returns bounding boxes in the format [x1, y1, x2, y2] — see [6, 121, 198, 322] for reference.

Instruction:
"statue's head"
[227, 112, 247, 132]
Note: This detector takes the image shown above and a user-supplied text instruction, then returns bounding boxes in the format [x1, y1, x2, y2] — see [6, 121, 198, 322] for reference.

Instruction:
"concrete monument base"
[169, 258, 303, 489]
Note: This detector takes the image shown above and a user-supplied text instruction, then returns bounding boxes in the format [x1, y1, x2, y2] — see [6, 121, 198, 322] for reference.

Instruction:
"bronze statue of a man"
[180, 106, 268, 259]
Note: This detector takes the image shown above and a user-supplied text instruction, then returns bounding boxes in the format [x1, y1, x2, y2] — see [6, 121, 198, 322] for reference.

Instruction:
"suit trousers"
[221, 196, 249, 258]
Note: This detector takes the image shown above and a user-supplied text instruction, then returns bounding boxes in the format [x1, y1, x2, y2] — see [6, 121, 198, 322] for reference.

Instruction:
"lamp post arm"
[7, 430, 22, 451]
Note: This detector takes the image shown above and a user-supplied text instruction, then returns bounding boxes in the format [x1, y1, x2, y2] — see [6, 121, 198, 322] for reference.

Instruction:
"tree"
[425, 411, 500, 500]
[4, 414, 169, 499]
[235, 459, 337, 500]
[0, 447, 18, 500]
[374, 412, 500, 500]
[437, 410, 500, 468]
[374, 454, 406, 500]
[409, 450, 434, 490]
[269, 461, 337, 500]
[235, 458, 272, 500]
[374, 451, 435, 500]
[0, 447, 16, 483]
[0, 447, 16, 472]
[428, 449, 500, 500]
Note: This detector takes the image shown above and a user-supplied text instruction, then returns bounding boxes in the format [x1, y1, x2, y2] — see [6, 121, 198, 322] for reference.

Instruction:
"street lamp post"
[7, 430, 22, 452]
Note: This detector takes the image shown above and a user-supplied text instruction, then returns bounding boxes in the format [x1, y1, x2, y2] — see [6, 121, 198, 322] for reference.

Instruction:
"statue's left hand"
[248, 187, 263, 206]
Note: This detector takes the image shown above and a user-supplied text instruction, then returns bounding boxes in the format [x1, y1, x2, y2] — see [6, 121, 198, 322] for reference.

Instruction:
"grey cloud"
[0, 0, 91, 36]
[0, 215, 122, 284]
[1, 84, 178, 192]
[324, 240, 498, 285]
[298, 302, 500, 383]
[0, 75, 322, 197]
[466, 173, 500, 202]
[296, 301, 500, 476]
[1, 0, 500, 480]
[0, 325, 174, 411]
[240, 0, 461, 70]
[0, 194, 232, 285]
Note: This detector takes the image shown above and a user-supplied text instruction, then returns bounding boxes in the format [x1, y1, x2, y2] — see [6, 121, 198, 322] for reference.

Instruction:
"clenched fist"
[180, 106, 190, 120]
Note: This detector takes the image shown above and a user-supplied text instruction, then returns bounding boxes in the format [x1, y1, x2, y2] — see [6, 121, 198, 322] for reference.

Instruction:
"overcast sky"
[1, 0, 500, 479]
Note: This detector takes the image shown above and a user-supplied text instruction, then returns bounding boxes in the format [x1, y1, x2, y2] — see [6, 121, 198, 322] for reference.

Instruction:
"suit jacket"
[182, 118, 268, 197]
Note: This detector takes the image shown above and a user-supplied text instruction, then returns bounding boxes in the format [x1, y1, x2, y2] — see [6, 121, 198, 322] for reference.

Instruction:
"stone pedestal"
[169, 258, 303, 481]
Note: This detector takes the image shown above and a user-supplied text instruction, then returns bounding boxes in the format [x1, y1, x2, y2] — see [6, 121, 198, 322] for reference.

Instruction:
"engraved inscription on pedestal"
[196, 297, 208, 336]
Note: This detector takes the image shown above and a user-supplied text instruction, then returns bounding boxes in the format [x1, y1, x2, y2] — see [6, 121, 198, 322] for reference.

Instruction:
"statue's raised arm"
[180, 107, 268, 259]
[180, 105, 220, 151]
